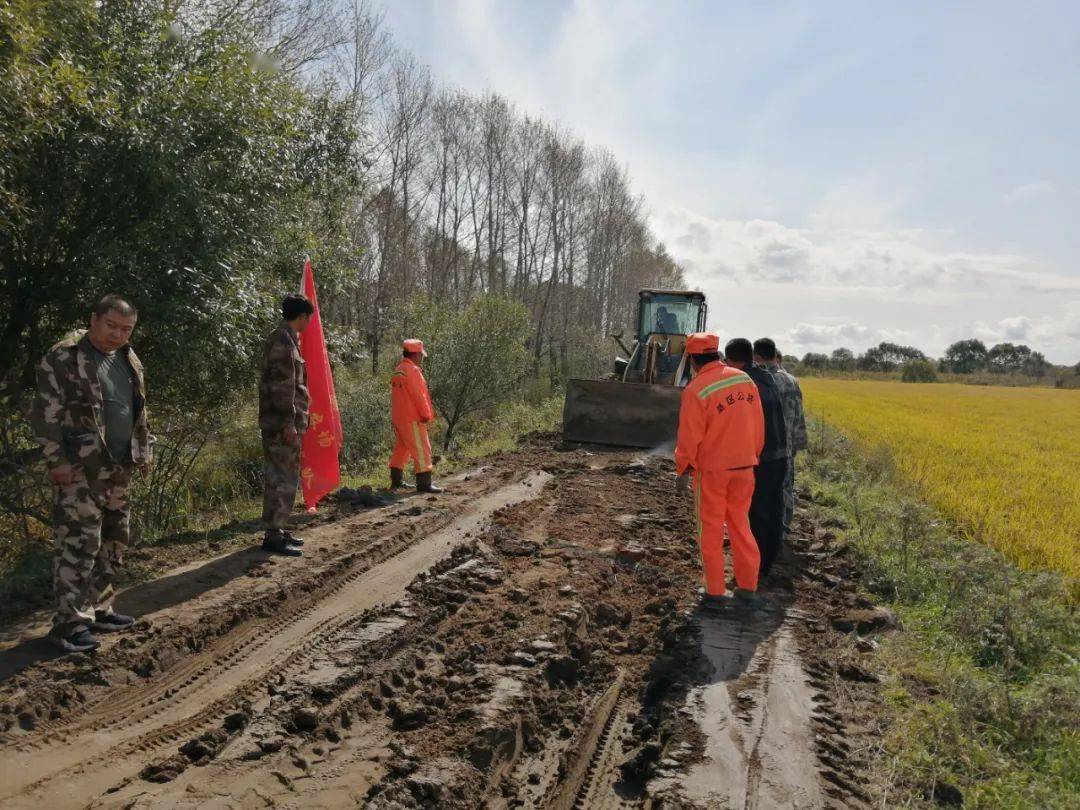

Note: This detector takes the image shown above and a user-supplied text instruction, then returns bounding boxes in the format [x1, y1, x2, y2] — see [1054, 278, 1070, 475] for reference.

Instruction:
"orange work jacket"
[391, 357, 435, 426]
[675, 360, 765, 474]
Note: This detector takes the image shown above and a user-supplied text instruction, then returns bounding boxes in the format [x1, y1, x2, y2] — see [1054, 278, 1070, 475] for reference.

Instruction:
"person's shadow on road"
[0, 545, 269, 682]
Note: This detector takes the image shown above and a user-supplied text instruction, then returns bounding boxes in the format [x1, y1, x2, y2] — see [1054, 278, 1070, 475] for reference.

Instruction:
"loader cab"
[618, 290, 707, 386]
[637, 291, 706, 339]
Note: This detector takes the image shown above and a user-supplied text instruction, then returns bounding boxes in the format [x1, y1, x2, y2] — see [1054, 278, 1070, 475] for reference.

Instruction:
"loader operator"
[389, 339, 443, 493]
[674, 333, 766, 607]
[655, 306, 680, 334]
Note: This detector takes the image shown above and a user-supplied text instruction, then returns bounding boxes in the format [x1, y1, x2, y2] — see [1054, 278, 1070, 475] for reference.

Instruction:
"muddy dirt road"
[0, 436, 879, 808]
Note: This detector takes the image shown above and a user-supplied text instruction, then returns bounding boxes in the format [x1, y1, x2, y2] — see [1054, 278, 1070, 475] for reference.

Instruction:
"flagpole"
[301, 254, 313, 513]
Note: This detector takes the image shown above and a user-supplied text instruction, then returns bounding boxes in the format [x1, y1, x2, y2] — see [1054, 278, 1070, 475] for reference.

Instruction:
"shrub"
[401, 296, 532, 450]
[336, 369, 394, 471]
[901, 359, 938, 383]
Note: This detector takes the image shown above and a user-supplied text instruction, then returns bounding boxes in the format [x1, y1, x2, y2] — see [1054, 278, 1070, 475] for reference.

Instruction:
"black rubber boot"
[390, 467, 406, 490]
[262, 529, 302, 557]
[416, 471, 443, 494]
[281, 530, 304, 547]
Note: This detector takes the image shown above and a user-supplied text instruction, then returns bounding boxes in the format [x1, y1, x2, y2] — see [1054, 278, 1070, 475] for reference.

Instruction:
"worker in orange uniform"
[675, 333, 766, 607]
[389, 339, 443, 493]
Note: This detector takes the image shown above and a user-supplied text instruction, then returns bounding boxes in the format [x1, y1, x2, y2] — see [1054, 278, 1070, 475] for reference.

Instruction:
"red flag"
[298, 259, 342, 509]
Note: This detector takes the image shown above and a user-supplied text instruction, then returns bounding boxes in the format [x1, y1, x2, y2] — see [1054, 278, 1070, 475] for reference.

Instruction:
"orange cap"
[403, 338, 427, 357]
[685, 332, 719, 355]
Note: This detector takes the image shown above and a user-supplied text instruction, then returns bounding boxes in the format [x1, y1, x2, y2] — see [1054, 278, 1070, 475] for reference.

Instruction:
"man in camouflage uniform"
[754, 339, 808, 542]
[30, 295, 153, 653]
[258, 294, 313, 556]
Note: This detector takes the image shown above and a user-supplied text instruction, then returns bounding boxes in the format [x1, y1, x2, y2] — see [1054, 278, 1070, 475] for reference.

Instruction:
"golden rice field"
[800, 378, 1080, 584]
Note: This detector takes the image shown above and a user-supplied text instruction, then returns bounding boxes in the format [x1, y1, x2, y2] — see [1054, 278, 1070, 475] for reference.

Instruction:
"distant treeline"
[792, 340, 1080, 386]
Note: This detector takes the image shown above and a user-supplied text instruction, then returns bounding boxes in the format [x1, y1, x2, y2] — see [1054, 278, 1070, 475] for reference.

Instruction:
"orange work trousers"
[389, 420, 433, 474]
[694, 468, 760, 595]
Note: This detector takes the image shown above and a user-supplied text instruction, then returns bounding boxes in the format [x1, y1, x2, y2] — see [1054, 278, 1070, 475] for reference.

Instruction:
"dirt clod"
[544, 655, 581, 686]
[831, 607, 899, 634]
[292, 705, 320, 731]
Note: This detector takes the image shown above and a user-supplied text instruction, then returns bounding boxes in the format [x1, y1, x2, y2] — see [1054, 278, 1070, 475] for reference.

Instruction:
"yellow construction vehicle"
[562, 289, 707, 448]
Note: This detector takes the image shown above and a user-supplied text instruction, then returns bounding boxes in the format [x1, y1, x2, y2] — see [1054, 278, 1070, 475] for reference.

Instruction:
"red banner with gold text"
[298, 259, 342, 509]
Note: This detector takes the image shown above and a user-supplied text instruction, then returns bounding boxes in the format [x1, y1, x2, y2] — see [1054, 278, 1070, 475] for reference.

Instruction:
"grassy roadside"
[801, 419, 1078, 808]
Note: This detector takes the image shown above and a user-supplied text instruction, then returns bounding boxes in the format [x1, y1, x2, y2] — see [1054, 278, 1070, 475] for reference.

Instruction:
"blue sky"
[380, 0, 1080, 362]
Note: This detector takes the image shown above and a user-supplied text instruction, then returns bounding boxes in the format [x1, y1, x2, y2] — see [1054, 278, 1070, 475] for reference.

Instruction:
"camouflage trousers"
[52, 463, 132, 635]
[782, 453, 797, 539]
[262, 430, 301, 529]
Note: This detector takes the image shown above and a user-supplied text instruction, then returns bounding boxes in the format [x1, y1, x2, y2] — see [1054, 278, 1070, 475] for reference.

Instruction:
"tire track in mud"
[534, 670, 626, 810]
[2, 442, 881, 809]
[4, 521, 411, 741]
[0, 472, 550, 808]
[571, 696, 639, 810]
[18, 530, 415, 741]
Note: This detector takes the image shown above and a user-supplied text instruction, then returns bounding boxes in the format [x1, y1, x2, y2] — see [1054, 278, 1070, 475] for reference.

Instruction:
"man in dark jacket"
[754, 337, 807, 543]
[258, 294, 313, 556]
[724, 338, 789, 582]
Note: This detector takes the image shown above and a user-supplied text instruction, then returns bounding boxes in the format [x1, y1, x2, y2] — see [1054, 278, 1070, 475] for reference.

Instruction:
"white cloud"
[973, 309, 1080, 349]
[651, 207, 1080, 361]
[653, 207, 1080, 302]
[781, 321, 910, 350]
[1003, 180, 1054, 204]
[999, 316, 1032, 340]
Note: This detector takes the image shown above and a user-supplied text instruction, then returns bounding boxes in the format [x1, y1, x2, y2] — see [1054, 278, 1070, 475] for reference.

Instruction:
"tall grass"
[802, 422, 1078, 808]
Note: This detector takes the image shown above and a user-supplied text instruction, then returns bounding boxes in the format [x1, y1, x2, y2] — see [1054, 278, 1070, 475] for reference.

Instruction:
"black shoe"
[700, 591, 734, 609]
[281, 530, 305, 547]
[262, 531, 302, 557]
[50, 628, 101, 653]
[92, 611, 135, 632]
[416, 471, 443, 494]
[734, 588, 766, 609]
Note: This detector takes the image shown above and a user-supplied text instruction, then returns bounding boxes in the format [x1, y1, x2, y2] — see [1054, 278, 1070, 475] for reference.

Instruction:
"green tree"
[1021, 350, 1050, 378]
[859, 342, 927, 371]
[943, 339, 989, 374]
[0, 0, 363, 539]
[404, 296, 531, 450]
[801, 352, 829, 370]
[0, 0, 362, 405]
[901, 359, 937, 383]
[829, 347, 855, 372]
[987, 342, 1033, 374]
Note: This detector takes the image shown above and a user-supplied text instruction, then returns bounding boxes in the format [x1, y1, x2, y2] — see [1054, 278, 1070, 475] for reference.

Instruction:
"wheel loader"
[562, 289, 707, 448]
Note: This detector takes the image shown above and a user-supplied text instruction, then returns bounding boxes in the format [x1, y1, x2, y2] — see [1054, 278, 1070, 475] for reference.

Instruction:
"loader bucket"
[562, 378, 682, 449]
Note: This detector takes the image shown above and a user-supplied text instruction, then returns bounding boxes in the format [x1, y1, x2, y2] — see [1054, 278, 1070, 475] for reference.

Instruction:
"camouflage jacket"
[258, 323, 309, 432]
[30, 333, 153, 474]
[765, 366, 808, 453]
